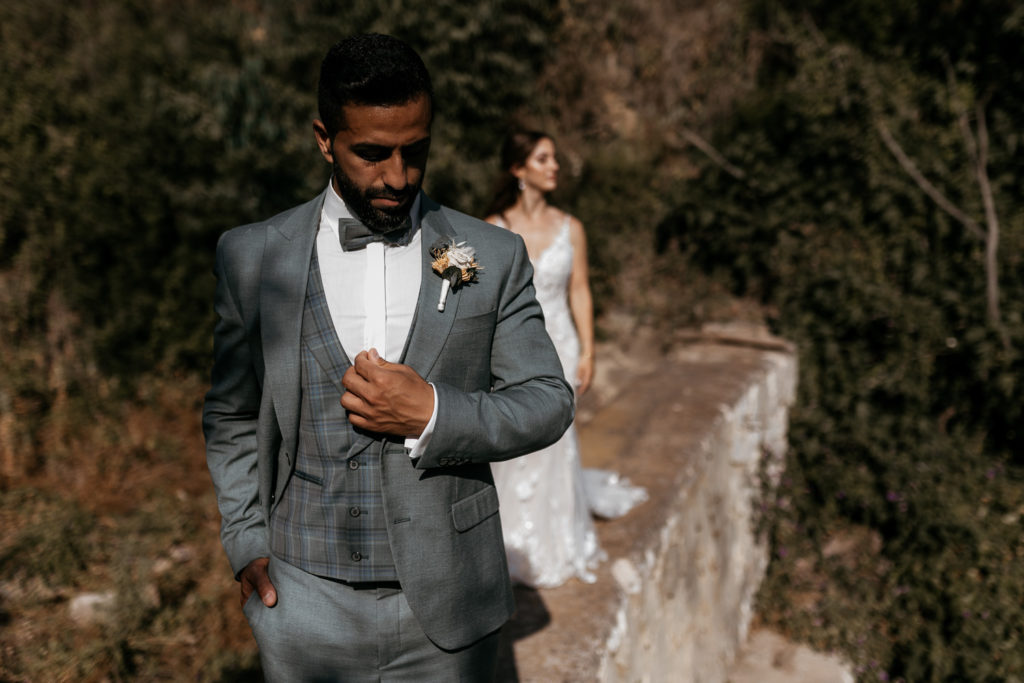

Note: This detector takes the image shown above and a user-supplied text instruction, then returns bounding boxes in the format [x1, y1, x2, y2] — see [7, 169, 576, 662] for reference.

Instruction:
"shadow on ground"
[495, 586, 551, 682]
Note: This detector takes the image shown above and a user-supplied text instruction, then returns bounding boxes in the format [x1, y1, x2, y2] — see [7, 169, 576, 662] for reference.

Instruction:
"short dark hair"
[318, 33, 433, 137]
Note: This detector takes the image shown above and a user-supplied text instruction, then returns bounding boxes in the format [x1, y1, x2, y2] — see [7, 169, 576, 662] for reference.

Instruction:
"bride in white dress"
[485, 130, 646, 588]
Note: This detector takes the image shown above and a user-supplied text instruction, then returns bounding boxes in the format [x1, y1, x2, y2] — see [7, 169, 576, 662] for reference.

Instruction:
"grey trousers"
[242, 555, 499, 682]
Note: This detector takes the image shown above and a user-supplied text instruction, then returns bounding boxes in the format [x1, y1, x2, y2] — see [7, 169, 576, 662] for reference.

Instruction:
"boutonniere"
[430, 239, 482, 312]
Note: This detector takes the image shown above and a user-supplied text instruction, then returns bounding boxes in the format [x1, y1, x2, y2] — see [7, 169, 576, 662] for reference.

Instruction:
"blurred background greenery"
[1, 0, 1021, 680]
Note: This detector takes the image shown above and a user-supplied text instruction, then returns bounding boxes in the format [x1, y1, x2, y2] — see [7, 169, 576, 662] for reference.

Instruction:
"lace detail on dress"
[490, 214, 646, 588]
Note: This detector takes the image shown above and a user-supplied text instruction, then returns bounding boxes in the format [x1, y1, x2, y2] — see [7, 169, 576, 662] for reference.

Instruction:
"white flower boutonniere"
[430, 239, 482, 311]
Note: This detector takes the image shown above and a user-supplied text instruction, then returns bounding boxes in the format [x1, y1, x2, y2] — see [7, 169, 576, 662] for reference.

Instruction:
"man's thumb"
[368, 347, 388, 365]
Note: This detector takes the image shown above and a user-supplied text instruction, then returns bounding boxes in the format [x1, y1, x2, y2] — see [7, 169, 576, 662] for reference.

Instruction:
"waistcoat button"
[349, 506, 361, 517]
[348, 459, 360, 470]
[351, 551, 362, 562]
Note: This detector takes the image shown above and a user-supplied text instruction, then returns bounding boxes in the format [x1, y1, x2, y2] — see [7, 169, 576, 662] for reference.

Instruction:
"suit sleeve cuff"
[404, 383, 438, 458]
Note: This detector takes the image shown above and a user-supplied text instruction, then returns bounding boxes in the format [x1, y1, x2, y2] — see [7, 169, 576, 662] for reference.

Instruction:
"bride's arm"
[568, 215, 595, 395]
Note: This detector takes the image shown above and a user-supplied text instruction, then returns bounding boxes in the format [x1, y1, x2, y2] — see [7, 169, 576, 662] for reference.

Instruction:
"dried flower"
[430, 239, 481, 311]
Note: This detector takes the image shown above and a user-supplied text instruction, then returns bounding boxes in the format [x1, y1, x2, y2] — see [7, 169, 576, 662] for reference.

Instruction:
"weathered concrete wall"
[595, 340, 795, 682]
[496, 329, 800, 682]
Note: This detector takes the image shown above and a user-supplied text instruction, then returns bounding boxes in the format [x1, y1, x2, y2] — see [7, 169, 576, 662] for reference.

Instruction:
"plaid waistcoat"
[268, 246, 398, 581]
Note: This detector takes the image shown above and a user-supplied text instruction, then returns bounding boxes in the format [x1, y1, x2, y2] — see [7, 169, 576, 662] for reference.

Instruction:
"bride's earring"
[517, 178, 525, 192]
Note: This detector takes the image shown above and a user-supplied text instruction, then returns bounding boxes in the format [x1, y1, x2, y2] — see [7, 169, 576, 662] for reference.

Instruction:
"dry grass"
[0, 374, 260, 681]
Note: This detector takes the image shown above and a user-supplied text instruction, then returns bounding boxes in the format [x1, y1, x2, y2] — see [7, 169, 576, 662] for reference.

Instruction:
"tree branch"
[946, 58, 980, 166]
[974, 99, 1003, 331]
[874, 118, 986, 240]
[679, 127, 749, 182]
[945, 57, 1004, 334]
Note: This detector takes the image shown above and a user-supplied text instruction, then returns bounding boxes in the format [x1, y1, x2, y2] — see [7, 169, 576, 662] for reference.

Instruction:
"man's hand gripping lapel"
[341, 348, 435, 437]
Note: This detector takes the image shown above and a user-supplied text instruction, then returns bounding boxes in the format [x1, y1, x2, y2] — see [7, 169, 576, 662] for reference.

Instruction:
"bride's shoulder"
[484, 213, 507, 229]
[553, 209, 584, 235]
[540, 207, 568, 228]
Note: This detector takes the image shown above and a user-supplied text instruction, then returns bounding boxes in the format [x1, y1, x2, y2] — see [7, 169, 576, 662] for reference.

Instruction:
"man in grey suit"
[202, 33, 574, 681]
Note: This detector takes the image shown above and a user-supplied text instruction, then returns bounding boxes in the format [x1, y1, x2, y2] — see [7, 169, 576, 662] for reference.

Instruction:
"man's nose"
[382, 152, 408, 189]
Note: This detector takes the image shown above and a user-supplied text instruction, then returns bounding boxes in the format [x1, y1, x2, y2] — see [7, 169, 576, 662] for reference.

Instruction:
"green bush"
[665, 2, 1024, 678]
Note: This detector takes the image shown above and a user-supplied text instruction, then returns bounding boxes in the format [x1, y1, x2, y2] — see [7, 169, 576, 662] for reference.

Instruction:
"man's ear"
[313, 119, 334, 163]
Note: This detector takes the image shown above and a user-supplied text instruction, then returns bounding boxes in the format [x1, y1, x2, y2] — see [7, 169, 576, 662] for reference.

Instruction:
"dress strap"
[558, 213, 572, 243]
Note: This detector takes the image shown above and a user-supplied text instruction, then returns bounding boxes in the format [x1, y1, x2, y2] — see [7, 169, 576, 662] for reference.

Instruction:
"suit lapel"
[401, 196, 460, 379]
[261, 191, 325, 454]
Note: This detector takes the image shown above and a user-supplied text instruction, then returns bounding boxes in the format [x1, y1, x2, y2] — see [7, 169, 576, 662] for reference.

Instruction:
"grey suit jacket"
[202, 189, 574, 649]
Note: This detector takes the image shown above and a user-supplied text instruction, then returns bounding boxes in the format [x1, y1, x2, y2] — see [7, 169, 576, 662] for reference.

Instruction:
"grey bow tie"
[338, 216, 414, 251]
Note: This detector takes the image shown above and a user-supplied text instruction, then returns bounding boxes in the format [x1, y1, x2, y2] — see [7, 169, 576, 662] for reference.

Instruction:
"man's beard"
[333, 161, 419, 232]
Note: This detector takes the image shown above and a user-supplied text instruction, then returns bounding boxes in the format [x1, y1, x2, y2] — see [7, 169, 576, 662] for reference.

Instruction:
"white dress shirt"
[317, 182, 436, 456]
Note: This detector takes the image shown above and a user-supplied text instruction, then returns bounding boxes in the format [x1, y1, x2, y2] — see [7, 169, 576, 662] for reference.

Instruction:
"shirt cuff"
[404, 383, 438, 458]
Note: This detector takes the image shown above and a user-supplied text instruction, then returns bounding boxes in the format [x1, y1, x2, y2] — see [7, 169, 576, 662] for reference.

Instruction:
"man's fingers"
[240, 557, 277, 609]
[343, 348, 390, 409]
[240, 581, 253, 609]
[340, 387, 369, 416]
[353, 348, 388, 378]
[342, 364, 371, 396]
[340, 352, 431, 435]
[255, 571, 277, 607]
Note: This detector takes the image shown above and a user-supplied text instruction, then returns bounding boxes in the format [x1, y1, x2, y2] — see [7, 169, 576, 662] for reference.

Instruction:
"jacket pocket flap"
[449, 309, 497, 335]
[451, 486, 500, 532]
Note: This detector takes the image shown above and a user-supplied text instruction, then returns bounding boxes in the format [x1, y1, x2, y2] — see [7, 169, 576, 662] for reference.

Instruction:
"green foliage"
[2, 0, 315, 378]
[664, 2, 1024, 678]
[0, 0, 558, 383]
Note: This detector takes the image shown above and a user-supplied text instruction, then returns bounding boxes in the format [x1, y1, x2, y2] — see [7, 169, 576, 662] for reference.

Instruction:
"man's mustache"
[367, 186, 414, 203]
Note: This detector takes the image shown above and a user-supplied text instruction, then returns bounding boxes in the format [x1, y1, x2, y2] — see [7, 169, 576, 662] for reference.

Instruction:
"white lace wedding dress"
[490, 216, 647, 588]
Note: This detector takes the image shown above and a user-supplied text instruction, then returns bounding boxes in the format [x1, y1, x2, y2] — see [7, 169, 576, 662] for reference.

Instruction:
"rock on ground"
[727, 629, 854, 683]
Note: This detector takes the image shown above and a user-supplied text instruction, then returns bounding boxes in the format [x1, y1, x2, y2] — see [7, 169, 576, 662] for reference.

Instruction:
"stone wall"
[496, 328, 799, 682]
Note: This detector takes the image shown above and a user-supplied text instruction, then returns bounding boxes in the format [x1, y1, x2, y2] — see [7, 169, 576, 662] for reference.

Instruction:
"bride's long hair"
[485, 128, 551, 220]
